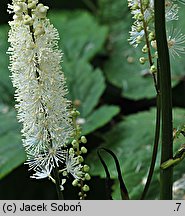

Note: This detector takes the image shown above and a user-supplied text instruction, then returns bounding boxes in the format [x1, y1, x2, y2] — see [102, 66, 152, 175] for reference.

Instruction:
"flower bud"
[72, 179, 79, 187]
[85, 173, 91, 181]
[78, 156, 84, 163]
[136, 35, 142, 44]
[69, 148, 74, 155]
[72, 139, 78, 147]
[149, 32, 155, 41]
[137, 13, 144, 21]
[23, 15, 33, 26]
[81, 136, 87, 144]
[83, 165, 90, 172]
[142, 45, 148, 53]
[151, 40, 157, 49]
[36, 3, 49, 18]
[82, 184, 90, 192]
[81, 146, 87, 154]
[62, 171, 68, 176]
[139, 57, 146, 64]
[150, 65, 157, 74]
[34, 24, 45, 36]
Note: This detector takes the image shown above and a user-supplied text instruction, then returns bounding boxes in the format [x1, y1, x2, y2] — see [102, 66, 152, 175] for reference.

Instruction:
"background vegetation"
[0, 0, 185, 199]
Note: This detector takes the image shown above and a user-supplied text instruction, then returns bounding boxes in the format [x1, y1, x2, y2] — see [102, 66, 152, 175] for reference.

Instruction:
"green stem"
[53, 166, 64, 200]
[141, 87, 160, 199]
[154, 0, 173, 200]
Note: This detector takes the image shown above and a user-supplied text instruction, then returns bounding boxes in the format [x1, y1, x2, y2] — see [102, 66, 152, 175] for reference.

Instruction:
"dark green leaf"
[86, 108, 185, 199]
[0, 108, 26, 179]
[81, 105, 120, 135]
[63, 60, 106, 117]
[49, 10, 108, 62]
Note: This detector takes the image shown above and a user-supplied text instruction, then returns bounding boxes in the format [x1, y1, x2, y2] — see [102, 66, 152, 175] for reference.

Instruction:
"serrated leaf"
[86, 108, 185, 199]
[63, 60, 106, 117]
[0, 108, 26, 179]
[49, 10, 108, 62]
[81, 105, 120, 135]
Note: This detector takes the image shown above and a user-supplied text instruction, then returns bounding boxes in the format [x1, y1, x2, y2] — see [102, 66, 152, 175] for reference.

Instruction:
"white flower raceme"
[8, 0, 74, 178]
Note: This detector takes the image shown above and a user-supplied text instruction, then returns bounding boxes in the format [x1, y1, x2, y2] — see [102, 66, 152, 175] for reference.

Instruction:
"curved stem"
[154, 0, 173, 200]
[141, 82, 161, 199]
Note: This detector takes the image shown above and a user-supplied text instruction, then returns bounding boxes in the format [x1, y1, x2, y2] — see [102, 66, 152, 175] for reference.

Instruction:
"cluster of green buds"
[70, 109, 91, 199]
[128, 0, 185, 76]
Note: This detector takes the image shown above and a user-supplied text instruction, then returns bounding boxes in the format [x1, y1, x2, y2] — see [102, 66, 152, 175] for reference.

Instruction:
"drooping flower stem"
[154, 0, 173, 199]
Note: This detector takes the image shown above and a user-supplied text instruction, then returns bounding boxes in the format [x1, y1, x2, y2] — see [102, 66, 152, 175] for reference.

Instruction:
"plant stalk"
[154, 0, 173, 199]
[141, 88, 160, 199]
[53, 166, 64, 200]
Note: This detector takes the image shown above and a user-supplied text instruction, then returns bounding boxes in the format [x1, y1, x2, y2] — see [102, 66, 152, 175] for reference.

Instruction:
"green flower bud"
[23, 15, 34, 26]
[76, 110, 80, 116]
[78, 156, 84, 163]
[85, 173, 91, 181]
[142, 45, 148, 53]
[71, 109, 80, 117]
[34, 24, 45, 36]
[143, 0, 149, 7]
[78, 192, 82, 196]
[131, 3, 139, 10]
[62, 171, 68, 176]
[136, 35, 142, 44]
[82, 184, 90, 192]
[139, 57, 146, 64]
[69, 148, 75, 155]
[151, 40, 157, 49]
[28, 1, 37, 9]
[150, 65, 157, 74]
[137, 13, 144, 21]
[81, 146, 87, 154]
[83, 165, 90, 172]
[137, 25, 143, 32]
[81, 136, 87, 144]
[72, 179, 79, 187]
[149, 32, 155, 41]
[72, 139, 78, 147]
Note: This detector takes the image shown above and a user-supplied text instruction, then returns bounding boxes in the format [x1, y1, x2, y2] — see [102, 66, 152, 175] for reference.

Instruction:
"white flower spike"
[8, 0, 73, 177]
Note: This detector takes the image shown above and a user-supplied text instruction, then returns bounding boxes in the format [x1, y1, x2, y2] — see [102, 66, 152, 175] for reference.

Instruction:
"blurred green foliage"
[0, 0, 184, 199]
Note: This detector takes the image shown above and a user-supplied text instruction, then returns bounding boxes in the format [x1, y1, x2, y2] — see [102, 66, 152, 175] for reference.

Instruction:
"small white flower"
[30, 164, 52, 179]
[65, 153, 84, 179]
[26, 148, 67, 172]
[128, 25, 145, 47]
[165, 1, 179, 21]
[167, 28, 185, 58]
